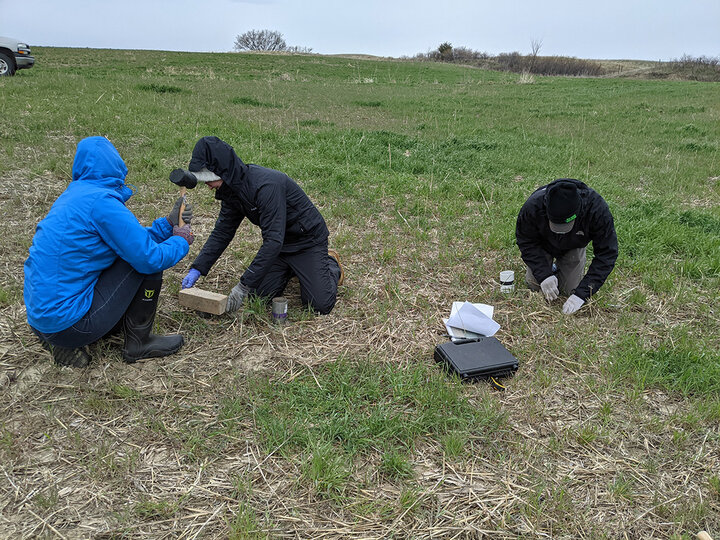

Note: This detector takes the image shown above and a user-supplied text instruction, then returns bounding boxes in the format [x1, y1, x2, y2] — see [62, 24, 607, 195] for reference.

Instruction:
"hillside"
[1, 48, 719, 539]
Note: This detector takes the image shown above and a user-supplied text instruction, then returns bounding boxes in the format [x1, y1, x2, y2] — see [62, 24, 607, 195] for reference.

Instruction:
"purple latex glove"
[173, 224, 194, 246]
[182, 268, 201, 289]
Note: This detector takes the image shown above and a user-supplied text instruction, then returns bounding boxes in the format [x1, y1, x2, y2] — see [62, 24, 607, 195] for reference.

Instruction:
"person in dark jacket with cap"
[515, 178, 618, 314]
[173, 136, 344, 315]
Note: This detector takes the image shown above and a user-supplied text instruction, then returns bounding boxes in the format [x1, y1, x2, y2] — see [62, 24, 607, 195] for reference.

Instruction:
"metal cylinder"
[271, 297, 288, 324]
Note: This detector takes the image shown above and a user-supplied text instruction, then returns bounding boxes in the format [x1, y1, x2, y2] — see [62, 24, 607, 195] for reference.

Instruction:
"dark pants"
[33, 258, 159, 349]
[254, 241, 341, 315]
[525, 247, 586, 296]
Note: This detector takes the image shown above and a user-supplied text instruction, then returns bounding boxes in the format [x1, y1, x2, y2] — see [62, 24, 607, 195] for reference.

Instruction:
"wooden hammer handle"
[698, 531, 714, 540]
[178, 187, 187, 227]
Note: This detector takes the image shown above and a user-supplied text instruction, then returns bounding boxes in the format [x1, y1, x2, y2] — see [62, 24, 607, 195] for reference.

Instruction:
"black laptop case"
[434, 337, 518, 381]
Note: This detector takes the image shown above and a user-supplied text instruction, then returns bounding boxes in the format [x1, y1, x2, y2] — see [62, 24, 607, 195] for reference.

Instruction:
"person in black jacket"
[174, 136, 343, 315]
[515, 178, 618, 314]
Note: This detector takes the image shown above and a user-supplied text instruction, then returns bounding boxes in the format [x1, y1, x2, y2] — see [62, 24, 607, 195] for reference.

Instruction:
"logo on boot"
[144, 289, 156, 300]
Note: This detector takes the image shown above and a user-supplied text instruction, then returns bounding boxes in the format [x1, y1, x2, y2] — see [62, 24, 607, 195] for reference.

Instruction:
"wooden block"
[179, 287, 227, 315]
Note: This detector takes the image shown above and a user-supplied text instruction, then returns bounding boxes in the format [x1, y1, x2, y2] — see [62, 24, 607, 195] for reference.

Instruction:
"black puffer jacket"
[189, 137, 328, 289]
[515, 178, 618, 300]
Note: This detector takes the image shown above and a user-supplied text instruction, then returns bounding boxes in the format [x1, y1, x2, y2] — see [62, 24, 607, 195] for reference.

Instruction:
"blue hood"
[72, 136, 132, 201]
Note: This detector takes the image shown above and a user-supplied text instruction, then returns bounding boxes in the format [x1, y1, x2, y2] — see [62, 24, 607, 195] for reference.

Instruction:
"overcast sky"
[1, 0, 718, 60]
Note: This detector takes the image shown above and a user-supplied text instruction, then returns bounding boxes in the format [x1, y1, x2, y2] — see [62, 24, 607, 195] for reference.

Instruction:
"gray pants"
[525, 247, 586, 296]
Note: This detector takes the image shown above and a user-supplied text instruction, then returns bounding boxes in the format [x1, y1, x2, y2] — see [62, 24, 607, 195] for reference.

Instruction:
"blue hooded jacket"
[24, 136, 189, 333]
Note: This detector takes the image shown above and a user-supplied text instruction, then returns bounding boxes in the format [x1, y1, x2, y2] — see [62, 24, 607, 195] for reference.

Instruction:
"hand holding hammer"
[168, 187, 194, 245]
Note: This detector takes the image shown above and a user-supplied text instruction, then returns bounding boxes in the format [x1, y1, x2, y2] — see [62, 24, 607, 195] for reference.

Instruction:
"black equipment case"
[434, 337, 518, 381]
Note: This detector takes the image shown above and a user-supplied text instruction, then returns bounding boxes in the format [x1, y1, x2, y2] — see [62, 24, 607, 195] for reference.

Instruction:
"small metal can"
[499, 270, 515, 293]
[271, 297, 288, 324]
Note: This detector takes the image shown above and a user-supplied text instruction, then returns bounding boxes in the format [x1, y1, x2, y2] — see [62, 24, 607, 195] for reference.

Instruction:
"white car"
[0, 36, 35, 76]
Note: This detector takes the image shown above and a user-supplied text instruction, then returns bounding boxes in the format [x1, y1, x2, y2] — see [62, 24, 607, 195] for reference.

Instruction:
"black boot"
[122, 277, 184, 363]
[53, 345, 92, 367]
[35, 330, 91, 368]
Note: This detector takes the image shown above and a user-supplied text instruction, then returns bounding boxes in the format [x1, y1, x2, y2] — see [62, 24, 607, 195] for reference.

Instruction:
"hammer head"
[169, 168, 198, 189]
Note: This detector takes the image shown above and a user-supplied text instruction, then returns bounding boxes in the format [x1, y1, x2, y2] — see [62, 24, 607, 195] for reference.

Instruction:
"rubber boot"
[122, 277, 184, 363]
[34, 330, 91, 368]
[39, 339, 91, 368]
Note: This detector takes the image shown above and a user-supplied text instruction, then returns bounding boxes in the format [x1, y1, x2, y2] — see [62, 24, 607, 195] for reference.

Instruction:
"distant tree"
[437, 42, 453, 61]
[234, 29, 287, 52]
[529, 38, 543, 71]
[530, 38, 543, 57]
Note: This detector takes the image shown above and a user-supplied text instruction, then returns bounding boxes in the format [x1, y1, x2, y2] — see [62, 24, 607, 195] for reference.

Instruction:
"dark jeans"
[33, 258, 160, 349]
[254, 241, 341, 315]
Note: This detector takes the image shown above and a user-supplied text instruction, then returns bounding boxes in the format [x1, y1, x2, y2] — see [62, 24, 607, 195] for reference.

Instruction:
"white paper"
[450, 301, 494, 320]
[443, 319, 483, 341]
[446, 301, 500, 337]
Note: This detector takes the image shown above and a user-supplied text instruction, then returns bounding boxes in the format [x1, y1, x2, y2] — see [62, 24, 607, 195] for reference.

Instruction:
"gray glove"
[562, 294, 585, 314]
[167, 196, 193, 227]
[540, 275, 559, 301]
[226, 282, 250, 313]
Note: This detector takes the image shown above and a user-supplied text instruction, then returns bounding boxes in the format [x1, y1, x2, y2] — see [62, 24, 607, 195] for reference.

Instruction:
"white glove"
[226, 282, 250, 313]
[562, 294, 585, 314]
[540, 275, 559, 301]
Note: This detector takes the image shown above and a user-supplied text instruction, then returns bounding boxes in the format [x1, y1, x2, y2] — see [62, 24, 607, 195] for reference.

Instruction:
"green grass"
[1, 47, 719, 538]
[608, 333, 720, 396]
[220, 358, 506, 497]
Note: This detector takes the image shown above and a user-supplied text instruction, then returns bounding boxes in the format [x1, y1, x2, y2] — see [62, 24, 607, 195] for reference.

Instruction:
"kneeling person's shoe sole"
[52, 346, 91, 368]
[328, 248, 344, 286]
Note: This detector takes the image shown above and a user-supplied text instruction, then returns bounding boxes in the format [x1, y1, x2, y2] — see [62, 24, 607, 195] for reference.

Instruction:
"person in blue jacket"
[23, 136, 195, 368]
[172, 136, 343, 315]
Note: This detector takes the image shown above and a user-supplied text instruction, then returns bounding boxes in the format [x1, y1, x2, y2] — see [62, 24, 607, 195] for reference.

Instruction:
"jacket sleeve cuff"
[573, 286, 590, 301]
[158, 217, 173, 238]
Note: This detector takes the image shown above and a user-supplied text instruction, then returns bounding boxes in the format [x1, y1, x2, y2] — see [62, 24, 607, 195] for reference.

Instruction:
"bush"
[233, 29, 312, 54]
[412, 45, 489, 64]
[497, 53, 604, 76]
[411, 45, 603, 77]
[234, 29, 286, 52]
[663, 55, 720, 82]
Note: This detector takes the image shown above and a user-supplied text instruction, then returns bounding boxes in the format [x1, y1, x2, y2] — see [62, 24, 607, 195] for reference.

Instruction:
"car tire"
[0, 52, 15, 76]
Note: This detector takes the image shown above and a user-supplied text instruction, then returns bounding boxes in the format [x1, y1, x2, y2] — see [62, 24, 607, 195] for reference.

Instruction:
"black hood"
[188, 136, 249, 187]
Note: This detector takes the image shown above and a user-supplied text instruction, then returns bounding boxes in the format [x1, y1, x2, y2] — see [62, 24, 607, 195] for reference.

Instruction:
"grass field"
[1, 48, 719, 539]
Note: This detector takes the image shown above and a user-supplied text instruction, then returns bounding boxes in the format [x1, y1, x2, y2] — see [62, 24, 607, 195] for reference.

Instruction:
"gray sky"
[2, 0, 718, 60]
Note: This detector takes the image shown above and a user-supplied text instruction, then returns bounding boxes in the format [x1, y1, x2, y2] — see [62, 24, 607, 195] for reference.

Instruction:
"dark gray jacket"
[189, 137, 328, 289]
[516, 178, 618, 300]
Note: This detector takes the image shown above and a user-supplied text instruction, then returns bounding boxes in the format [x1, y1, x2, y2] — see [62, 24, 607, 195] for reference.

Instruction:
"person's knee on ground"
[122, 274, 184, 363]
[300, 266, 339, 315]
[306, 294, 337, 315]
[525, 266, 541, 292]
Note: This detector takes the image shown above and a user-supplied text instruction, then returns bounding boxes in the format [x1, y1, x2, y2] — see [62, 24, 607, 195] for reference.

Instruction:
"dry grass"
[1, 168, 719, 539]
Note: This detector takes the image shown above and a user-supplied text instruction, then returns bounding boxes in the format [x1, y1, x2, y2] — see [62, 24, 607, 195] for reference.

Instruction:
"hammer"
[178, 187, 187, 227]
[698, 531, 714, 540]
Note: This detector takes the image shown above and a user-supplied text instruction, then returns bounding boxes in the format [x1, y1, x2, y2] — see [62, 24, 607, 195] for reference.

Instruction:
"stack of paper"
[443, 301, 500, 341]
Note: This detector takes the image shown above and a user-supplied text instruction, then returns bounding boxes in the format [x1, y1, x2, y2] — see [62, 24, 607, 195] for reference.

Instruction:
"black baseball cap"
[546, 180, 581, 234]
